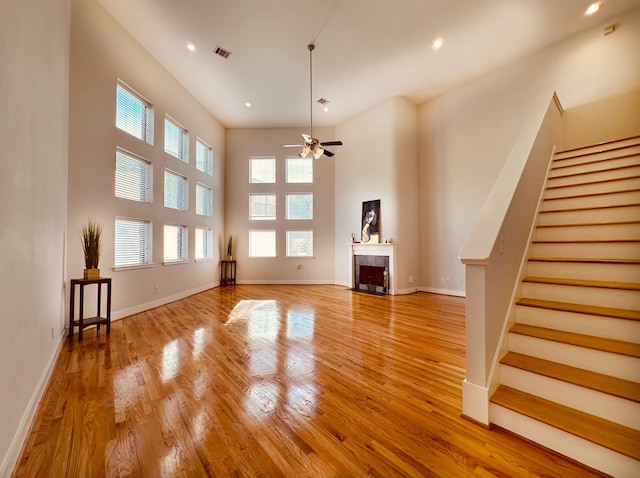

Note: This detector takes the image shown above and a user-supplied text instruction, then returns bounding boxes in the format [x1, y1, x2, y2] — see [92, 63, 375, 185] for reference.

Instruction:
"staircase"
[489, 136, 640, 477]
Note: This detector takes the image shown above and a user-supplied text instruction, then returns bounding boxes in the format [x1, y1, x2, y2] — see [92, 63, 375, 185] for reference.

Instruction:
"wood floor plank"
[12, 285, 608, 477]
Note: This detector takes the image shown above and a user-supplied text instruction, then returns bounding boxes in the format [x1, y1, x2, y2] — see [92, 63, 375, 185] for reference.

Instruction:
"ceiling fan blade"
[320, 140, 343, 146]
[282, 144, 303, 148]
[323, 149, 335, 157]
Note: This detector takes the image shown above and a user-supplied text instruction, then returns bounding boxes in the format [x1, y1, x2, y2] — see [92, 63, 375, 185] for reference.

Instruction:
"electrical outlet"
[445, 277, 450, 284]
[154, 286, 159, 293]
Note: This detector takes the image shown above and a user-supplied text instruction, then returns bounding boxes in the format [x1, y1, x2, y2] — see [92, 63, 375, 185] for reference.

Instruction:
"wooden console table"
[220, 260, 236, 286]
[69, 277, 111, 341]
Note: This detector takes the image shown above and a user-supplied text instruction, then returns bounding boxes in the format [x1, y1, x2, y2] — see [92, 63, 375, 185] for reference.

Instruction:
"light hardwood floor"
[12, 285, 606, 477]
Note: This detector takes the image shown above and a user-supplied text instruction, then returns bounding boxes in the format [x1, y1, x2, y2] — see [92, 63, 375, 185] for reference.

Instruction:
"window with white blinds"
[164, 224, 188, 263]
[195, 183, 212, 216]
[196, 138, 213, 175]
[114, 218, 151, 267]
[286, 193, 313, 220]
[249, 194, 276, 220]
[115, 149, 152, 202]
[195, 227, 212, 260]
[286, 157, 313, 183]
[286, 230, 313, 257]
[249, 157, 276, 183]
[164, 170, 188, 210]
[249, 230, 276, 257]
[165, 116, 189, 162]
[115, 81, 153, 144]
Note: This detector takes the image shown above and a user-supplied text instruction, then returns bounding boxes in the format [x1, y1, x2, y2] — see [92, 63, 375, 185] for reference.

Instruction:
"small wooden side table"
[220, 260, 236, 286]
[69, 277, 112, 341]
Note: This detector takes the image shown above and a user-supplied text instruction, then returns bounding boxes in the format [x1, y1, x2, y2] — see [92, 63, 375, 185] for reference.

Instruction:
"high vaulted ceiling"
[97, 0, 638, 128]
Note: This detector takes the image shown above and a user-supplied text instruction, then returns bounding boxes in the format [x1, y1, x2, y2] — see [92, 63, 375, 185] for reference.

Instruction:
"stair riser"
[545, 177, 640, 199]
[554, 142, 640, 161]
[508, 333, 640, 381]
[531, 241, 640, 260]
[500, 365, 640, 429]
[516, 304, 640, 343]
[538, 205, 640, 225]
[542, 190, 640, 210]
[489, 404, 640, 478]
[550, 154, 640, 178]
[547, 165, 640, 188]
[534, 223, 640, 242]
[521, 282, 640, 310]
[526, 260, 640, 284]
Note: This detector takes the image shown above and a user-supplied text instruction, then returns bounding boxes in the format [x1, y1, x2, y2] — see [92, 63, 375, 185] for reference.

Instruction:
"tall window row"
[114, 79, 214, 268]
[248, 156, 314, 258]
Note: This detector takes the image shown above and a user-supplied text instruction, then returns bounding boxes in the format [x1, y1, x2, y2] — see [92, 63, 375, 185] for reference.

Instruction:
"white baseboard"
[0, 335, 66, 478]
[418, 286, 466, 297]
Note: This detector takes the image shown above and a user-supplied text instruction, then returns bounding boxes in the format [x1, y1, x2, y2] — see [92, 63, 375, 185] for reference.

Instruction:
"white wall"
[418, 8, 640, 296]
[0, 0, 71, 474]
[225, 127, 336, 283]
[68, 0, 226, 318]
[334, 97, 419, 293]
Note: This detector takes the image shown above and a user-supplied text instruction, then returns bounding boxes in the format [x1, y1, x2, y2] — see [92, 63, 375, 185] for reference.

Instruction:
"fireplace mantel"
[348, 243, 398, 295]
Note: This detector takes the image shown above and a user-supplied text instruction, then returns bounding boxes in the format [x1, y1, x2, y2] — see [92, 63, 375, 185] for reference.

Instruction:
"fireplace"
[354, 255, 389, 295]
[348, 242, 397, 295]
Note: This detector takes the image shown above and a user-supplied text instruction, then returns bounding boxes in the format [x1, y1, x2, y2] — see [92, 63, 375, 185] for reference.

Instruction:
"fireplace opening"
[354, 255, 389, 295]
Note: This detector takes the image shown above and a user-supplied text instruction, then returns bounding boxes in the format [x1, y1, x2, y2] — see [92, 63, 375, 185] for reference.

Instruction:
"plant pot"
[225, 255, 233, 261]
[84, 268, 100, 280]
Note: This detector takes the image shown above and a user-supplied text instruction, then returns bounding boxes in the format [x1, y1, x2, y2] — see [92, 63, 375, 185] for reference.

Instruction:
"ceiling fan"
[282, 44, 343, 159]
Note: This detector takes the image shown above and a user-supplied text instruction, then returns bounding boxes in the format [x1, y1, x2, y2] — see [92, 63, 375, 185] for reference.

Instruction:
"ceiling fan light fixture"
[312, 147, 324, 160]
[299, 145, 311, 158]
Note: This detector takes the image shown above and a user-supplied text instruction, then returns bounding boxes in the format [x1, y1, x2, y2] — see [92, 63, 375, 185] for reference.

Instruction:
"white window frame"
[286, 193, 313, 220]
[249, 156, 276, 183]
[165, 115, 189, 162]
[195, 226, 213, 261]
[115, 80, 153, 144]
[163, 224, 188, 264]
[115, 148, 153, 203]
[286, 156, 313, 183]
[249, 230, 276, 258]
[114, 217, 152, 268]
[195, 183, 212, 217]
[286, 230, 314, 257]
[249, 193, 276, 220]
[164, 169, 188, 211]
[196, 138, 213, 176]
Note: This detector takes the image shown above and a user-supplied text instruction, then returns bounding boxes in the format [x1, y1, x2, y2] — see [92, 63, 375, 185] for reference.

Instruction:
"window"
[249, 157, 276, 183]
[114, 218, 152, 267]
[249, 230, 276, 257]
[164, 170, 188, 210]
[286, 157, 313, 183]
[165, 116, 189, 162]
[249, 194, 276, 220]
[195, 227, 212, 260]
[286, 231, 313, 257]
[115, 81, 153, 143]
[115, 149, 152, 202]
[286, 193, 313, 220]
[195, 183, 212, 216]
[196, 138, 213, 175]
[164, 224, 188, 263]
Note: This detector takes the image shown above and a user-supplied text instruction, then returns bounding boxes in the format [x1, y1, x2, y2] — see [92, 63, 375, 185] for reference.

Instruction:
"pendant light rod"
[308, 43, 314, 139]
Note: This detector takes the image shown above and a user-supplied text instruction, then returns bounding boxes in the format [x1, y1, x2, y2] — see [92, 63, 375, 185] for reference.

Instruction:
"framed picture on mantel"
[361, 199, 380, 244]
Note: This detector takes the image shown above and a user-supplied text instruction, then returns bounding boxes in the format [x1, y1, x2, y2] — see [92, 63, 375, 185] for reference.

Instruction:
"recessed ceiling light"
[586, 2, 601, 15]
[323, 106, 329, 112]
[245, 102, 252, 108]
[186, 42, 196, 52]
[432, 37, 444, 50]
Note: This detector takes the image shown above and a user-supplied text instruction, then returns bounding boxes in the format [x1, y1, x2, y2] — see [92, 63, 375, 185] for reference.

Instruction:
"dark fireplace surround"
[354, 254, 389, 295]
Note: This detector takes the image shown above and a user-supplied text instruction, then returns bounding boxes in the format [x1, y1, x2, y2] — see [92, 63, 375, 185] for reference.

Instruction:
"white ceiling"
[97, 0, 639, 128]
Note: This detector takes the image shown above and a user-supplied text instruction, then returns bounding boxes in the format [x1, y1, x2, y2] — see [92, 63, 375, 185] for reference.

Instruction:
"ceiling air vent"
[213, 46, 231, 58]
[317, 98, 330, 105]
